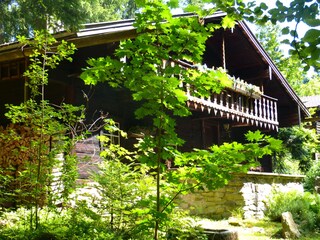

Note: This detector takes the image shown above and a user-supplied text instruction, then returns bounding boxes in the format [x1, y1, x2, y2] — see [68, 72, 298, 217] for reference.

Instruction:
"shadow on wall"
[178, 172, 304, 219]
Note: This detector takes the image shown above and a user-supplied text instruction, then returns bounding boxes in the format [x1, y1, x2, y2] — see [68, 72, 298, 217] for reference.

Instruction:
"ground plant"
[274, 126, 319, 173]
[304, 160, 320, 192]
[265, 189, 320, 234]
[0, 29, 82, 233]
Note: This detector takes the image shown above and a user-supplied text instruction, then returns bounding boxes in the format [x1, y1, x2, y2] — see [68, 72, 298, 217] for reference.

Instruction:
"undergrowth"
[265, 189, 320, 234]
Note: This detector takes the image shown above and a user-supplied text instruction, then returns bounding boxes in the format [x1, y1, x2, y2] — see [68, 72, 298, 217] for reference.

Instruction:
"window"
[0, 60, 25, 81]
[100, 122, 121, 150]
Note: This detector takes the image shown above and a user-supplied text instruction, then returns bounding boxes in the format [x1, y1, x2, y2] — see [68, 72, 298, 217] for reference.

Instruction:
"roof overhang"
[236, 21, 310, 118]
[0, 12, 310, 119]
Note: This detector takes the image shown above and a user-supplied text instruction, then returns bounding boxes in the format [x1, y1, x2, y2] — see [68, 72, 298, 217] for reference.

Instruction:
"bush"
[0, 205, 208, 239]
[304, 161, 320, 192]
[265, 190, 320, 233]
[0, 207, 122, 240]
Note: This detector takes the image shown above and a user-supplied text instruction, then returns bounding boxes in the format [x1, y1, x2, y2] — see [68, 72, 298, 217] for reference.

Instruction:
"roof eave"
[236, 20, 310, 118]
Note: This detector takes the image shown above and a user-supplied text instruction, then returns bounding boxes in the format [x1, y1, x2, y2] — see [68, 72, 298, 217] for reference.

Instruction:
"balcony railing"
[170, 60, 279, 130]
[186, 87, 279, 130]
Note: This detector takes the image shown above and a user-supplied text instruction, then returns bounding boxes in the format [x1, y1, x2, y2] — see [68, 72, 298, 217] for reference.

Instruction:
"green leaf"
[166, 0, 179, 8]
[282, 27, 290, 35]
[245, 130, 264, 142]
[221, 15, 236, 29]
[302, 29, 320, 42]
[304, 18, 320, 27]
[259, 2, 268, 10]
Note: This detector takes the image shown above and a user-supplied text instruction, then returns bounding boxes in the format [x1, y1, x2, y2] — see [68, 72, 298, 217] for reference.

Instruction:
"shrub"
[304, 161, 320, 192]
[275, 126, 319, 174]
[0, 207, 121, 240]
[265, 190, 320, 233]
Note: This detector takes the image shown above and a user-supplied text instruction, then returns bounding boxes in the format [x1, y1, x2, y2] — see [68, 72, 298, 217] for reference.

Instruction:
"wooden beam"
[69, 29, 137, 49]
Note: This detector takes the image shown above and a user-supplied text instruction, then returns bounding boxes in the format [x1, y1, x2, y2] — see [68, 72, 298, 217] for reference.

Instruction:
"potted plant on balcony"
[231, 77, 262, 99]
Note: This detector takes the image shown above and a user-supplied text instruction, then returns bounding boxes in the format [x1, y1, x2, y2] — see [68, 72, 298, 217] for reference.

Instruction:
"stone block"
[200, 192, 216, 198]
[281, 212, 301, 239]
[224, 193, 241, 201]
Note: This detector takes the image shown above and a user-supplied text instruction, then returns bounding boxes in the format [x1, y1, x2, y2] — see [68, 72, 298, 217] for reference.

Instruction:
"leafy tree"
[259, 0, 320, 71]
[1, 0, 319, 70]
[81, 1, 282, 238]
[183, 0, 320, 71]
[256, 23, 320, 97]
[0, 0, 137, 44]
[304, 161, 320, 193]
[82, 0, 137, 23]
[275, 126, 319, 173]
[2, 30, 82, 231]
[256, 23, 285, 67]
[0, 0, 85, 43]
[299, 74, 320, 96]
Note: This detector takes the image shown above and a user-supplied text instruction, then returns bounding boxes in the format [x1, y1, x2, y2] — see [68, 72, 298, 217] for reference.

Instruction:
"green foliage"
[81, 1, 282, 239]
[184, 0, 320, 70]
[1, 30, 84, 231]
[304, 161, 320, 193]
[1, 0, 319, 71]
[265, 190, 320, 233]
[0, 0, 85, 43]
[0, 0, 138, 44]
[91, 139, 216, 239]
[248, 0, 320, 71]
[275, 126, 319, 173]
[0, 207, 119, 240]
[256, 22, 320, 97]
[92, 156, 156, 237]
[298, 74, 320, 97]
[81, 0, 137, 22]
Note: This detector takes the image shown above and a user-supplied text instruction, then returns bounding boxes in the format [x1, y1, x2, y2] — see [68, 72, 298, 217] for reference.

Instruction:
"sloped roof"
[238, 21, 310, 118]
[301, 95, 320, 108]
[0, 11, 310, 119]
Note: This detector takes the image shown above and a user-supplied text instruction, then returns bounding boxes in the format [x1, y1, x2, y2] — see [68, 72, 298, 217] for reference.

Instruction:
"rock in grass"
[228, 217, 242, 226]
[281, 212, 301, 239]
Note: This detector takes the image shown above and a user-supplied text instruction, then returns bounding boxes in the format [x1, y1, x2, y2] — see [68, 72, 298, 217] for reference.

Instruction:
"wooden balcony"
[186, 87, 279, 130]
[171, 60, 279, 130]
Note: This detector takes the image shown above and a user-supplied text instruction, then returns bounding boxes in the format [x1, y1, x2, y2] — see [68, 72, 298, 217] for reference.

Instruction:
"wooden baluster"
[246, 97, 249, 115]
[258, 98, 262, 118]
[186, 83, 190, 96]
[236, 95, 239, 112]
[245, 97, 250, 124]
[220, 92, 224, 106]
[274, 100, 278, 122]
[231, 93, 234, 110]
[226, 92, 229, 109]
[270, 99, 274, 121]
[266, 99, 270, 120]
[263, 97, 266, 119]
[207, 96, 211, 113]
[213, 93, 217, 105]
[241, 96, 244, 113]
[254, 99, 258, 117]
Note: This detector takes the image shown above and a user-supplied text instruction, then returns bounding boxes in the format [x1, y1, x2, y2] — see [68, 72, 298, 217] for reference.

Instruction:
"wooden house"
[0, 13, 310, 173]
[302, 95, 320, 134]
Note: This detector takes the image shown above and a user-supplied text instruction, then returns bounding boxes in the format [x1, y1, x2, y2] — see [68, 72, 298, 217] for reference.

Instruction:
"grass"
[195, 217, 320, 240]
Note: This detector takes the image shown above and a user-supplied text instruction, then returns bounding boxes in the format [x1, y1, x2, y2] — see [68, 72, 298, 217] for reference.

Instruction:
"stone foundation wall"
[179, 172, 304, 219]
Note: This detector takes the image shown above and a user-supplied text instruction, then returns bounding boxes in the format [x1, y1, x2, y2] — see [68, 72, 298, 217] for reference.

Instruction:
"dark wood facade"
[0, 14, 310, 172]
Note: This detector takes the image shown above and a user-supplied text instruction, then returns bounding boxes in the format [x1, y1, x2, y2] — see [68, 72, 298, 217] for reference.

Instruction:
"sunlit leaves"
[80, 1, 283, 236]
[250, 0, 320, 70]
[277, 126, 320, 172]
[221, 15, 236, 29]
[18, 30, 76, 98]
